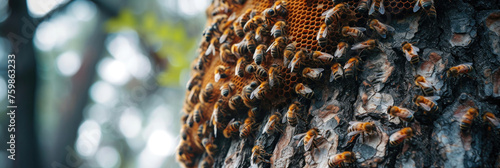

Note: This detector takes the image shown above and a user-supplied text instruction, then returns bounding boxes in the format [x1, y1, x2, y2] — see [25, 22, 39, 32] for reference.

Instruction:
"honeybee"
[328, 151, 356, 168]
[211, 99, 227, 136]
[223, 119, 242, 138]
[322, 3, 347, 25]
[186, 73, 201, 91]
[342, 26, 367, 40]
[460, 108, 479, 131]
[220, 82, 236, 97]
[248, 107, 261, 119]
[203, 25, 217, 42]
[205, 37, 219, 56]
[220, 28, 233, 44]
[414, 95, 440, 114]
[312, 51, 335, 64]
[244, 16, 264, 32]
[200, 83, 215, 103]
[199, 156, 214, 168]
[262, 8, 276, 25]
[344, 56, 361, 79]
[220, 43, 236, 63]
[413, 0, 434, 12]
[330, 63, 344, 82]
[284, 102, 302, 126]
[351, 39, 378, 51]
[214, 65, 230, 82]
[251, 81, 269, 100]
[239, 9, 256, 29]
[263, 112, 283, 135]
[193, 104, 203, 123]
[255, 26, 269, 42]
[447, 63, 473, 77]
[187, 85, 200, 105]
[334, 42, 348, 59]
[268, 65, 283, 88]
[251, 145, 271, 167]
[369, 0, 385, 15]
[245, 31, 257, 53]
[242, 81, 261, 108]
[293, 128, 327, 151]
[240, 117, 256, 138]
[283, 43, 296, 67]
[211, 2, 230, 16]
[253, 44, 267, 65]
[254, 65, 268, 78]
[356, 0, 370, 13]
[387, 106, 414, 122]
[273, 0, 288, 16]
[181, 124, 190, 141]
[389, 127, 413, 146]
[186, 112, 195, 128]
[401, 42, 420, 64]
[198, 121, 210, 138]
[177, 145, 195, 167]
[235, 57, 247, 77]
[232, 42, 248, 59]
[245, 64, 256, 74]
[228, 94, 245, 110]
[426, 5, 437, 19]
[233, 20, 245, 37]
[414, 75, 434, 95]
[302, 67, 324, 80]
[194, 55, 205, 71]
[347, 121, 376, 137]
[369, 19, 395, 38]
[202, 137, 218, 156]
[289, 49, 306, 72]
[317, 23, 329, 47]
[295, 83, 314, 99]
[271, 21, 286, 38]
[268, 36, 287, 58]
[483, 112, 500, 130]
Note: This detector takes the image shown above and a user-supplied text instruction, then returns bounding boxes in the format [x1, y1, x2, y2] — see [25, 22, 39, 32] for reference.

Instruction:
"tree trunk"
[178, 0, 500, 167]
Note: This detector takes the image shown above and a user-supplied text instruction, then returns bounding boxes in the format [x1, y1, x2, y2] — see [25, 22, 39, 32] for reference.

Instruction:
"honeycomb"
[178, 0, 422, 167]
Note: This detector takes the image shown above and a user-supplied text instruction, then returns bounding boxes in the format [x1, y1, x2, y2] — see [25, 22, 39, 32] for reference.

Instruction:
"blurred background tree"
[0, 0, 207, 167]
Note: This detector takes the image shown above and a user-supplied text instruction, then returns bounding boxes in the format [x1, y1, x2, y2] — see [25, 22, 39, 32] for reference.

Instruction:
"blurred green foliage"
[105, 9, 198, 86]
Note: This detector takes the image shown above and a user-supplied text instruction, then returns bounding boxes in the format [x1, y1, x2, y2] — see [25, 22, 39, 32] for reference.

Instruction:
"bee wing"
[298, 86, 313, 95]
[214, 73, 221, 82]
[262, 119, 275, 134]
[369, 0, 376, 15]
[385, 24, 395, 32]
[321, 8, 334, 16]
[344, 61, 354, 69]
[485, 115, 500, 127]
[289, 58, 300, 72]
[404, 51, 413, 61]
[418, 102, 432, 111]
[281, 113, 288, 124]
[425, 96, 440, 103]
[235, 63, 241, 76]
[229, 118, 236, 124]
[352, 27, 367, 32]
[266, 41, 276, 53]
[220, 32, 228, 43]
[322, 26, 329, 38]
[334, 47, 344, 58]
[389, 132, 404, 142]
[205, 43, 216, 56]
[379, 0, 385, 14]
[349, 121, 364, 125]
[417, 80, 431, 88]
[351, 42, 369, 50]
[412, 45, 420, 53]
[250, 86, 261, 99]
[317, 53, 334, 61]
[413, 0, 421, 12]
[304, 135, 315, 151]
[310, 68, 325, 77]
[347, 130, 363, 137]
[463, 62, 473, 66]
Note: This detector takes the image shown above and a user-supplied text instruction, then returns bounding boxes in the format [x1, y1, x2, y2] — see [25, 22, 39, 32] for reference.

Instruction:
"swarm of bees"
[177, 0, 495, 167]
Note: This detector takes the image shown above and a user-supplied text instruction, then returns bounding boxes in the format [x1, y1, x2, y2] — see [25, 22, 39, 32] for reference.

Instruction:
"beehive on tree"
[178, 0, 500, 167]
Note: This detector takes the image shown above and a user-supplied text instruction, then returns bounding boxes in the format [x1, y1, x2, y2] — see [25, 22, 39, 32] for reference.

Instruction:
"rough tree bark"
[180, 0, 500, 167]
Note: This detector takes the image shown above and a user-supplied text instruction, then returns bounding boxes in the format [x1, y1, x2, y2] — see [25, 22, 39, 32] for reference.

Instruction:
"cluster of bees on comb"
[177, 0, 500, 167]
